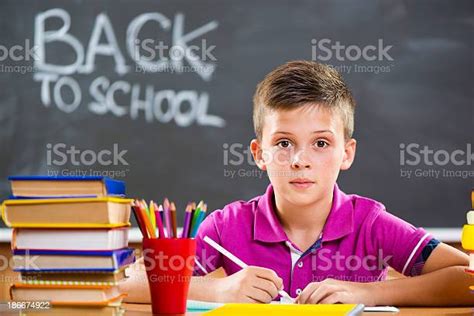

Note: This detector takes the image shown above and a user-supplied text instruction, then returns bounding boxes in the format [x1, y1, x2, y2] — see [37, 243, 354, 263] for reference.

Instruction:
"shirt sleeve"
[408, 238, 440, 276]
[370, 208, 433, 277]
[192, 212, 223, 276]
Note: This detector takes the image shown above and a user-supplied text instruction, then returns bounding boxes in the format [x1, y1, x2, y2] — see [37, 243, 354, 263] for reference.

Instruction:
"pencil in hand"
[203, 235, 294, 302]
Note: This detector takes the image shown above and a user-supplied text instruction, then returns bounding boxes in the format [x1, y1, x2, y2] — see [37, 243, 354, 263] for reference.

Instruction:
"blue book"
[8, 175, 125, 198]
[12, 247, 135, 272]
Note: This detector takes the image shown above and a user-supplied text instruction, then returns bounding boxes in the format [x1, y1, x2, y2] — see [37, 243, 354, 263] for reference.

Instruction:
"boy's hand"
[216, 266, 283, 303]
[296, 278, 375, 305]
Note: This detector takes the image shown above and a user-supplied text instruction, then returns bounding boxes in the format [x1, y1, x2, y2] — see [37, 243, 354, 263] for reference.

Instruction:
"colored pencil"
[134, 198, 207, 240]
[154, 202, 165, 239]
[137, 203, 155, 238]
[149, 200, 156, 234]
[190, 201, 203, 236]
[191, 203, 207, 237]
[132, 202, 147, 238]
[159, 204, 164, 223]
[170, 202, 177, 238]
[181, 203, 192, 238]
[140, 199, 153, 233]
[163, 198, 172, 238]
[142, 204, 157, 239]
[132, 200, 147, 238]
[141, 199, 149, 217]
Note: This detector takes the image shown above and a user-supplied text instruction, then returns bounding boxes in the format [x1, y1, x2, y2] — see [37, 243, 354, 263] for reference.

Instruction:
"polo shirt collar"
[321, 183, 354, 242]
[253, 183, 354, 244]
[254, 184, 288, 243]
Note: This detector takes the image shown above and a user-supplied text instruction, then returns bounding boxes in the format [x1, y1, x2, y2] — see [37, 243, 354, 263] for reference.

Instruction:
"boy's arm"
[119, 257, 151, 303]
[188, 267, 227, 301]
[188, 276, 225, 301]
[362, 208, 473, 305]
[119, 258, 227, 303]
[297, 243, 474, 305]
[120, 259, 283, 304]
[190, 267, 284, 303]
[372, 243, 474, 306]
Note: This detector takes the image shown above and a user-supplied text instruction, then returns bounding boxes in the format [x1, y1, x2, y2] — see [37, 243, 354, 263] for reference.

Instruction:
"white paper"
[364, 306, 400, 312]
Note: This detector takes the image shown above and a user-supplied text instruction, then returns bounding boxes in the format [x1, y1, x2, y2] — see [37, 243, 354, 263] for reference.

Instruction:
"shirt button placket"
[287, 241, 302, 297]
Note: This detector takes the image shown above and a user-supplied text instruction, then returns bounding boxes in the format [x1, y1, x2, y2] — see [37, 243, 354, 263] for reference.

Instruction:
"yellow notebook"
[1, 197, 132, 228]
[462, 225, 474, 251]
[204, 303, 364, 316]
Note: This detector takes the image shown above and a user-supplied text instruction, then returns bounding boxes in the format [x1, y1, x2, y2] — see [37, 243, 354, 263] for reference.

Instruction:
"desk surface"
[123, 303, 473, 315]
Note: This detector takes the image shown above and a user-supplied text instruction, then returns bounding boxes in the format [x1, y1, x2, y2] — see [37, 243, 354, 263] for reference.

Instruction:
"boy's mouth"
[289, 178, 315, 189]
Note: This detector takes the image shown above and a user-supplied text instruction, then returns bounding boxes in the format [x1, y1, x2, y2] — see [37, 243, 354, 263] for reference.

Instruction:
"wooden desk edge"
[123, 303, 474, 315]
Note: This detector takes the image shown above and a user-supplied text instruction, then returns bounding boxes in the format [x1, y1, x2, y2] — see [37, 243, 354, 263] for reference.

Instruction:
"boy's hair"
[253, 60, 356, 141]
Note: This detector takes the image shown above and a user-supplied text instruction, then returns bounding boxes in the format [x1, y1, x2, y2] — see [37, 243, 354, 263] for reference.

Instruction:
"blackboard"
[0, 0, 472, 229]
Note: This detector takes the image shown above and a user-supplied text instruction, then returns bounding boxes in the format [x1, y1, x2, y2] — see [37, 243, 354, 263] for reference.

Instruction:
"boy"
[121, 61, 473, 305]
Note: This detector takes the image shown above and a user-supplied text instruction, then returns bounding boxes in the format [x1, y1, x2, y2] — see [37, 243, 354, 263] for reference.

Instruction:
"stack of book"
[1, 176, 135, 315]
[461, 189, 474, 293]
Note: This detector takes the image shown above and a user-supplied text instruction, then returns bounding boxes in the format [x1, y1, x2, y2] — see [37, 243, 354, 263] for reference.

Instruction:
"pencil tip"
[197, 200, 204, 209]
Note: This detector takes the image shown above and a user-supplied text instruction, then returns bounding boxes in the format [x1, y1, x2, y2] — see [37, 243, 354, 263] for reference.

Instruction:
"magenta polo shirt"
[194, 183, 434, 298]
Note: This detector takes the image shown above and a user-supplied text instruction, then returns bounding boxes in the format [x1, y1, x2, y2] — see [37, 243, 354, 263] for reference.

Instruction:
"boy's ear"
[340, 138, 357, 171]
[250, 139, 267, 171]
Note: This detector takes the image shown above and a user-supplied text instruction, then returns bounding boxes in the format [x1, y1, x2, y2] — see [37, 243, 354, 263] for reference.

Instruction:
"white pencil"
[203, 235, 294, 302]
[194, 258, 209, 275]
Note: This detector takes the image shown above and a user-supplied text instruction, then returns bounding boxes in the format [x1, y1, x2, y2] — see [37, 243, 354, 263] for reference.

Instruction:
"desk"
[123, 303, 474, 315]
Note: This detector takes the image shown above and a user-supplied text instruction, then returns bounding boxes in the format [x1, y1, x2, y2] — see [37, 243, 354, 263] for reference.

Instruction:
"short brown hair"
[253, 60, 356, 141]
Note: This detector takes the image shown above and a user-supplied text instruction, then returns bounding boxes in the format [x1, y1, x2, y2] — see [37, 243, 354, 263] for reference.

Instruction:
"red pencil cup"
[142, 238, 196, 315]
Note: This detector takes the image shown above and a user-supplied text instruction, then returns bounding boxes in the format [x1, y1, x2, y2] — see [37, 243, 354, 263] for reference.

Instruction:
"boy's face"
[251, 104, 356, 207]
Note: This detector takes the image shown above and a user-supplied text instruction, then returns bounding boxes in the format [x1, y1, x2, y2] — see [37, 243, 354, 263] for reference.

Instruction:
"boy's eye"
[316, 140, 328, 148]
[277, 140, 292, 148]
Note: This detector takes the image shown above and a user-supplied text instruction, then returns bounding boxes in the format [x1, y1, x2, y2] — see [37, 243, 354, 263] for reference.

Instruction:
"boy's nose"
[291, 151, 311, 169]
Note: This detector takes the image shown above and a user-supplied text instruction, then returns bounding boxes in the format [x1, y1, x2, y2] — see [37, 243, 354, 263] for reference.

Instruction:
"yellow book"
[20, 305, 124, 316]
[204, 303, 364, 316]
[10, 283, 126, 306]
[1, 197, 132, 228]
[461, 224, 474, 251]
[20, 268, 127, 285]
